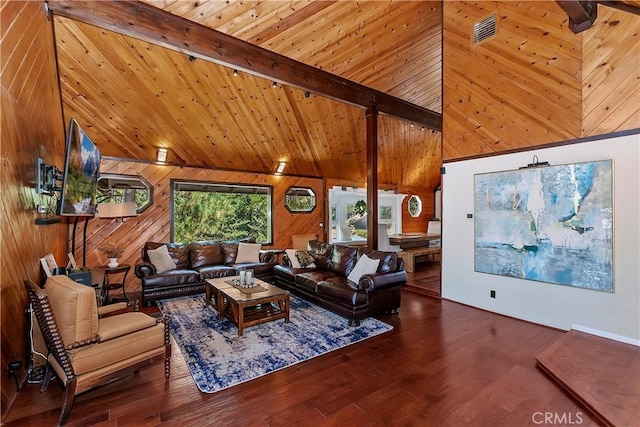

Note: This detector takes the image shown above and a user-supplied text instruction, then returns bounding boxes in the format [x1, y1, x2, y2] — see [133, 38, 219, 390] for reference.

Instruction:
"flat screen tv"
[57, 118, 101, 216]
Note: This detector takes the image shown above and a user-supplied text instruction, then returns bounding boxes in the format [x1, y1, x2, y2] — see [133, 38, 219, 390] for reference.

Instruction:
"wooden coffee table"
[205, 276, 290, 336]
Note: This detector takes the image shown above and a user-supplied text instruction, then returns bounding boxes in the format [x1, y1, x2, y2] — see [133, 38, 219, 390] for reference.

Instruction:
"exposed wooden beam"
[597, 1, 640, 16]
[557, 1, 598, 33]
[46, 0, 442, 130]
[366, 106, 379, 250]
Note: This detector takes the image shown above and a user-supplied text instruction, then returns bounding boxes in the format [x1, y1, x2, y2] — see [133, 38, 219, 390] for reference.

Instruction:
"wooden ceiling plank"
[47, 0, 442, 130]
[246, 1, 339, 45]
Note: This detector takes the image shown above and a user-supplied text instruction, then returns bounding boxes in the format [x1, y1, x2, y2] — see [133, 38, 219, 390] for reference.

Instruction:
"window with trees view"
[284, 187, 316, 213]
[171, 180, 272, 244]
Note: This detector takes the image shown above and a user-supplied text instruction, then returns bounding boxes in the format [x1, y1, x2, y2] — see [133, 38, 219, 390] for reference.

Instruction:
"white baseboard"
[572, 324, 640, 347]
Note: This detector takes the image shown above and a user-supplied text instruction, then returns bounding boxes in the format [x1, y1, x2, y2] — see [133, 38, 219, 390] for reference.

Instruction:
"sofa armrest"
[281, 254, 293, 267]
[259, 251, 275, 263]
[135, 261, 156, 278]
[360, 270, 407, 292]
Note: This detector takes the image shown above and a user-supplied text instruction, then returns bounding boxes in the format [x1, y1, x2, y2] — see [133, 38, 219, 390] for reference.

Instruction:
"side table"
[100, 264, 131, 305]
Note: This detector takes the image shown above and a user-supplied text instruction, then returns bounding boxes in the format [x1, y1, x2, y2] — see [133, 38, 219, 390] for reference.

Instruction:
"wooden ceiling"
[53, 1, 443, 188]
[51, 1, 638, 188]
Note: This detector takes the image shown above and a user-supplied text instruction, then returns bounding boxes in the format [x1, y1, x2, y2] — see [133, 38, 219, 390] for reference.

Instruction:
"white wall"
[441, 132, 640, 343]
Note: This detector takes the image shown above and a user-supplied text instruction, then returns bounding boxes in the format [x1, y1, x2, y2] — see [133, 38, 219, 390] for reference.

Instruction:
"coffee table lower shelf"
[205, 277, 290, 336]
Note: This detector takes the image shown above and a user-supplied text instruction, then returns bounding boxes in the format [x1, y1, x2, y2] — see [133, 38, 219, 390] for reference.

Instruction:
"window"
[284, 187, 316, 213]
[171, 180, 272, 244]
[408, 195, 422, 217]
[328, 186, 405, 243]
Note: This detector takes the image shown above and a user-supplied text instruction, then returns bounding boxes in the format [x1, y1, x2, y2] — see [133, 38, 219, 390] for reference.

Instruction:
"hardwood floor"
[405, 254, 441, 298]
[5, 282, 606, 427]
[537, 330, 640, 427]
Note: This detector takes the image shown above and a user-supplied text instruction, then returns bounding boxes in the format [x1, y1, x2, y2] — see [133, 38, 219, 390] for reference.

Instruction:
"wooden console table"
[388, 233, 441, 250]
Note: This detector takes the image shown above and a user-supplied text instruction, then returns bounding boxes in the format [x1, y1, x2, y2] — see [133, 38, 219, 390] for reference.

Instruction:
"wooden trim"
[46, 0, 442, 130]
[597, 1, 640, 15]
[101, 156, 321, 180]
[443, 128, 640, 163]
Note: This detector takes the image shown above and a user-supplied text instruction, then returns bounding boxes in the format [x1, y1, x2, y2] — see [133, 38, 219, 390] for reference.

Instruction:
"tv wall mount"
[36, 157, 62, 195]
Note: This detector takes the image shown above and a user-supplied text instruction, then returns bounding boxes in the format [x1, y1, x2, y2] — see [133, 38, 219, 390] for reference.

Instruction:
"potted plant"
[99, 241, 124, 268]
[353, 199, 367, 216]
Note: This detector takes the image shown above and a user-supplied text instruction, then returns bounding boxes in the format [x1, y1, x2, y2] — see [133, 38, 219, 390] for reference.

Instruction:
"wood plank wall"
[443, 1, 639, 161]
[76, 159, 324, 294]
[582, 6, 640, 135]
[442, 1, 583, 160]
[0, 0, 67, 417]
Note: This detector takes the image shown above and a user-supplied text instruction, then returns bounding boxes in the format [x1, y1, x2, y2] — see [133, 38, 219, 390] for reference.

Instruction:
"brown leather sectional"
[135, 241, 278, 306]
[273, 240, 407, 326]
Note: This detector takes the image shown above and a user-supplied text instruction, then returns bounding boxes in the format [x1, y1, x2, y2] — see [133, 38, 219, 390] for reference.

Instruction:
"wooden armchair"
[24, 275, 171, 426]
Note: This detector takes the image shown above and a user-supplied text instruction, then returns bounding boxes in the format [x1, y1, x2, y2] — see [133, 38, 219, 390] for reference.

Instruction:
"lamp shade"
[95, 202, 137, 219]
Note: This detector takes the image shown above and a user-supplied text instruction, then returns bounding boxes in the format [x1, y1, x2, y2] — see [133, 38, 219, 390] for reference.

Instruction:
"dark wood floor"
[5, 272, 607, 427]
[536, 330, 640, 427]
[405, 254, 441, 298]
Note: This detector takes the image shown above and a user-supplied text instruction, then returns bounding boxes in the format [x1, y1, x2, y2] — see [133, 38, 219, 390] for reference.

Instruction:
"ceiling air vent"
[473, 14, 497, 44]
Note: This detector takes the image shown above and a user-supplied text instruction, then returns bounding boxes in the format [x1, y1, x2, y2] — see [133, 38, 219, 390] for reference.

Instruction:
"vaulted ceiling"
[51, 0, 639, 189]
[53, 0, 443, 188]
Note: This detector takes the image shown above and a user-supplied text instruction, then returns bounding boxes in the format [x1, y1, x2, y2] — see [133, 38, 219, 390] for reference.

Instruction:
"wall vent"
[473, 14, 497, 44]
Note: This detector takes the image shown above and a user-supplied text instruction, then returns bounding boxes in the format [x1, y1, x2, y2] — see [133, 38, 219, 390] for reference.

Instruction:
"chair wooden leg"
[165, 347, 171, 379]
[163, 316, 171, 379]
[58, 378, 77, 426]
[40, 363, 54, 393]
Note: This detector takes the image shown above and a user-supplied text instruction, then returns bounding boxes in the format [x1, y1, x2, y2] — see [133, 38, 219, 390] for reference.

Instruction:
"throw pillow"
[285, 249, 301, 268]
[147, 245, 177, 273]
[347, 253, 380, 284]
[295, 250, 316, 268]
[235, 242, 262, 263]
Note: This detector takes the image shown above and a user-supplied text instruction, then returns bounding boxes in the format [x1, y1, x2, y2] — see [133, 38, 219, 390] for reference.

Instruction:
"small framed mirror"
[408, 195, 422, 217]
[97, 174, 153, 213]
[284, 187, 316, 213]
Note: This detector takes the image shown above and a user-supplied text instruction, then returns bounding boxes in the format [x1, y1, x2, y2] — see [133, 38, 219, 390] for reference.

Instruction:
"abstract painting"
[474, 160, 613, 292]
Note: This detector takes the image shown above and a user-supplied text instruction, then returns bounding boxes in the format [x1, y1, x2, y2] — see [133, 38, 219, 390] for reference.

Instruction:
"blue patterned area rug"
[158, 295, 393, 393]
[157, 294, 392, 393]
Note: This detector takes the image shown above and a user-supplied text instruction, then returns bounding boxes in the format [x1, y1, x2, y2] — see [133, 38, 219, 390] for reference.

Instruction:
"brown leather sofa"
[273, 240, 407, 326]
[135, 241, 278, 305]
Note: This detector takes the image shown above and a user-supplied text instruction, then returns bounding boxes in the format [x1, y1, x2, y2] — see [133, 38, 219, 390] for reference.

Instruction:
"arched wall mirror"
[284, 187, 316, 213]
[97, 174, 153, 213]
[408, 195, 423, 217]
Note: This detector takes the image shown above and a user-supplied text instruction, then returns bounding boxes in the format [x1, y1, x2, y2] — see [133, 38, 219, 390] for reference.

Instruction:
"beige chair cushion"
[292, 234, 317, 250]
[427, 220, 441, 234]
[45, 275, 98, 344]
[69, 323, 165, 375]
[98, 312, 158, 341]
[339, 226, 352, 241]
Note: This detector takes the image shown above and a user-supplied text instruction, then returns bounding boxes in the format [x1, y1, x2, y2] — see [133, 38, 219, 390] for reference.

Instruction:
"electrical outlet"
[490, 290, 496, 298]
[36, 205, 48, 214]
